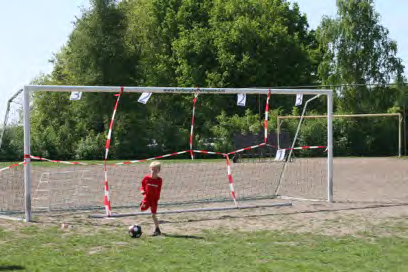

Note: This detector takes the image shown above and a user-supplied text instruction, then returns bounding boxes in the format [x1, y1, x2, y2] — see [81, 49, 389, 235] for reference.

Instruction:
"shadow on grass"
[162, 233, 204, 240]
[0, 265, 25, 271]
[30, 202, 408, 227]
[160, 202, 408, 224]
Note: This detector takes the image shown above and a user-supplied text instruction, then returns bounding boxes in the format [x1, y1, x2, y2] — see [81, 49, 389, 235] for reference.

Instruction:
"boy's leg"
[151, 202, 161, 236]
[140, 199, 150, 212]
[152, 214, 159, 229]
[151, 214, 161, 236]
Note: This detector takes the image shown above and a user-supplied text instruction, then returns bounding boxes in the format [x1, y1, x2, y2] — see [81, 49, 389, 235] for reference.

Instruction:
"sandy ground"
[1, 157, 407, 237]
[1, 199, 406, 240]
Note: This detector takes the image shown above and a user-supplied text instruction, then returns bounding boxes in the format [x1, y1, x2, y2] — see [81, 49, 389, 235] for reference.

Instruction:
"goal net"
[0, 86, 333, 221]
[278, 112, 406, 204]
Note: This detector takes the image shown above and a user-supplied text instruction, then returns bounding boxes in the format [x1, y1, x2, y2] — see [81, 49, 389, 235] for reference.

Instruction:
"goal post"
[16, 85, 334, 221]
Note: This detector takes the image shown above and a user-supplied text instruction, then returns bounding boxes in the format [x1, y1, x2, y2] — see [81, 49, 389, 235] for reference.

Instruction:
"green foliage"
[20, 0, 322, 160]
[0, 125, 23, 161]
[75, 132, 106, 160]
[66, 0, 138, 86]
[211, 109, 261, 151]
[2, 0, 406, 161]
[317, 0, 405, 113]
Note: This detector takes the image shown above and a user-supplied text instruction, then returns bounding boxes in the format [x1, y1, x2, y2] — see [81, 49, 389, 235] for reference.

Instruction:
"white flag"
[138, 92, 152, 104]
[237, 93, 246, 107]
[70, 92, 82, 101]
[295, 94, 303, 106]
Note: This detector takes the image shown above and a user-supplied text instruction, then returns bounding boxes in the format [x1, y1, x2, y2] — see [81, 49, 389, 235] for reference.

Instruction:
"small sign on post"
[237, 93, 246, 107]
[274, 149, 286, 161]
[295, 94, 303, 106]
[70, 92, 82, 101]
[138, 92, 152, 104]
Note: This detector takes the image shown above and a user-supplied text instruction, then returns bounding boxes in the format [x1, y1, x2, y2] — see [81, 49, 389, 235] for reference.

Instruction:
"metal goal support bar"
[89, 202, 293, 218]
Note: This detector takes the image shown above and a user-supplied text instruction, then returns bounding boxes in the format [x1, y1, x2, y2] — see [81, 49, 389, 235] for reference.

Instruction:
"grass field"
[1, 156, 407, 271]
[0, 158, 227, 168]
[1, 216, 407, 272]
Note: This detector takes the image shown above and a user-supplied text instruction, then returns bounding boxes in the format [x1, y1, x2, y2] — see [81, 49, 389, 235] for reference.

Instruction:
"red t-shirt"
[140, 175, 163, 202]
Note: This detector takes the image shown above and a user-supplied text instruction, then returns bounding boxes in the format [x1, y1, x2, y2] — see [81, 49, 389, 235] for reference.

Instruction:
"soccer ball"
[128, 224, 142, 238]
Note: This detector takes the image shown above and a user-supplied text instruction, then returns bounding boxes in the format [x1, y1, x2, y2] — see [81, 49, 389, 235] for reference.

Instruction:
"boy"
[140, 161, 163, 236]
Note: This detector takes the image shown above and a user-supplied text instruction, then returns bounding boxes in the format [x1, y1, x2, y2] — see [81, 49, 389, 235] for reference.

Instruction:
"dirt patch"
[2, 200, 406, 239]
[1, 157, 407, 237]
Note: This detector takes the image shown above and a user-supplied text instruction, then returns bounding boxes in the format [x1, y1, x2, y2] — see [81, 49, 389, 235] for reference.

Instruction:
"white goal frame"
[22, 85, 334, 222]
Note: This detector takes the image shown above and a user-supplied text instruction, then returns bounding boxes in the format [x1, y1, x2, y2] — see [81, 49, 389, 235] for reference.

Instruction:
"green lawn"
[1, 224, 407, 272]
[0, 158, 227, 169]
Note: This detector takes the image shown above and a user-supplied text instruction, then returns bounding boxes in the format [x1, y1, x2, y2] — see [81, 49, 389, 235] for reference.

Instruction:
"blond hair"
[150, 161, 161, 171]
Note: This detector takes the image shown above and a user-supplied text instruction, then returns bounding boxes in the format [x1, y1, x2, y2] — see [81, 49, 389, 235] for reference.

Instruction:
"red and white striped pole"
[225, 155, 238, 207]
[189, 92, 199, 160]
[264, 89, 271, 143]
[103, 86, 124, 216]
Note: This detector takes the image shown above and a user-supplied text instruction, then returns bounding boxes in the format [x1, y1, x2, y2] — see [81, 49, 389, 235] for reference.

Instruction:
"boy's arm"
[140, 177, 147, 195]
[157, 180, 163, 200]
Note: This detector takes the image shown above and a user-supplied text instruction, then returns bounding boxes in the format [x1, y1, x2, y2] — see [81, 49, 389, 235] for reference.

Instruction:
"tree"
[27, 0, 322, 160]
[317, 0, 405, 113]
[30, 0, 140, 160]
[123, 0, 321, 149]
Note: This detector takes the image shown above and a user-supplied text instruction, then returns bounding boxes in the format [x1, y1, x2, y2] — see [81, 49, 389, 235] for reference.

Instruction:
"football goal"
[0, 85, 333, 221]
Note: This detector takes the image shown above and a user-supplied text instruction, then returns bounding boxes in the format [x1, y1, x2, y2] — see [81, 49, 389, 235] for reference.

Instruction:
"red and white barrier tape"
[28, 149, 225, 168]
[192, 150, 225, 156]
[0, 162, 25, 173]
[264, 89, 271, 143]
[113, 150, 190, 165]
[103, 86, 124, 216]
[189, 92, 199, 160]
[30, 155, 89, 165]
[113, 150, 226, 165]
[276, 145, 327, 151]
[227, 143, 267, 155]
[225, 155, 238, 207]
[227, 143, 326, 156]
[291, 145, 326, 150]
[29, 144, 326, 168]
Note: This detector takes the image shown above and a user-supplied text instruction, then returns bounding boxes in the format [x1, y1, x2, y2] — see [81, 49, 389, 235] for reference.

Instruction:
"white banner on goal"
[138, 92, 152, 104]
[295, 94, 303, 106]
[237, 93, 246, 107]
[274, 149, 286, 161]
[70, 92, 83, 101]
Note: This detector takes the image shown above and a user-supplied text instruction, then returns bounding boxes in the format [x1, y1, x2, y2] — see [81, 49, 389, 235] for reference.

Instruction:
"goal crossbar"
[25, 85, 332, 95]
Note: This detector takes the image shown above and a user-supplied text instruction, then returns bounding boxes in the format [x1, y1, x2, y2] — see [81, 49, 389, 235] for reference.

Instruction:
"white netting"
[1, 88, 330, 218]
[0, 90, 25, 217]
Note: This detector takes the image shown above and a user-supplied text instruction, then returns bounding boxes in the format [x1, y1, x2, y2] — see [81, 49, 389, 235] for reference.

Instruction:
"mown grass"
[0, 158, 228, 169]
[1, 222, 407, 272]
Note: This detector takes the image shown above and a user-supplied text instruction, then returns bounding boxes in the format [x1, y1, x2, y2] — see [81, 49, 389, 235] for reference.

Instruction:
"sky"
[1, 0, 407, 120]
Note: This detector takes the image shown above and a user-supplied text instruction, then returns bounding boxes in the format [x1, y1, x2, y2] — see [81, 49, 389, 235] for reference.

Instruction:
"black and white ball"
[128, 224, 142, 238]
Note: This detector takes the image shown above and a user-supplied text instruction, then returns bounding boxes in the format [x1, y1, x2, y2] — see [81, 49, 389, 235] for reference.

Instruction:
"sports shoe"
[152, 228, 162, 236]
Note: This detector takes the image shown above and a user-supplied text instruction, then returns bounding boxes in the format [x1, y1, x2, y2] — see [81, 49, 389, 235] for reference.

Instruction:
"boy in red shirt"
[140, 161, 163, 236]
